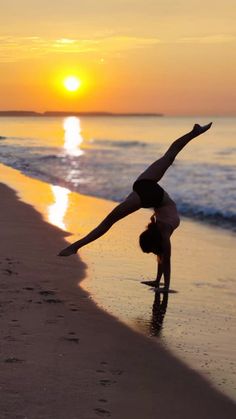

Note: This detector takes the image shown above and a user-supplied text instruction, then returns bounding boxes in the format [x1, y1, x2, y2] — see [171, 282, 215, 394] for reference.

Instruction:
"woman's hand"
[160, 233, 171, 290]
[156, 258, 163, 285]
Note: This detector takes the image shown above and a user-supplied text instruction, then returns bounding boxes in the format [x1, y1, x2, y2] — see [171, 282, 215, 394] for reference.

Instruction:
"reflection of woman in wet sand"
[150, 291, 169, 336]
[59, 123, 212, 292]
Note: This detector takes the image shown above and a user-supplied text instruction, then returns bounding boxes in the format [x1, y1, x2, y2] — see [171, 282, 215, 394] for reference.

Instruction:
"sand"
[0, 166, 236, 418]
[3, 162, 234, 398]
[81, 208, 236, 399]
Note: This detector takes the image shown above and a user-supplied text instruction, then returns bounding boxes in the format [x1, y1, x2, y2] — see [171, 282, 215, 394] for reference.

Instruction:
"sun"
[63, 76, 81, 92]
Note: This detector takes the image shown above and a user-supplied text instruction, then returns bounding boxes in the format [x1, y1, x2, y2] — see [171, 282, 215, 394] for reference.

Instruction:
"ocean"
[0, 115, 235, 231]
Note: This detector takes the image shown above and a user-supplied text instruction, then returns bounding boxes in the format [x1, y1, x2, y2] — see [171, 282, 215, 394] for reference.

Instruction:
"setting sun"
[63, 76, 81, 92]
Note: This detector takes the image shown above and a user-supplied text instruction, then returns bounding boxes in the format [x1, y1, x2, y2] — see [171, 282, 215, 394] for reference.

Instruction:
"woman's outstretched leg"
[136, 122, 212, 183]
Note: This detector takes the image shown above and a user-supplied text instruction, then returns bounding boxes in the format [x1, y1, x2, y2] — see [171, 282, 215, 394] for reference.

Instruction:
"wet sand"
[82, 215, 236, 400]
[0, 164, 236, 418]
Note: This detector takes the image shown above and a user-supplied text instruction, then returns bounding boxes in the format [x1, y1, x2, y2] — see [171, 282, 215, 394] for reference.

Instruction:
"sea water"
[0, 115, 235, 230]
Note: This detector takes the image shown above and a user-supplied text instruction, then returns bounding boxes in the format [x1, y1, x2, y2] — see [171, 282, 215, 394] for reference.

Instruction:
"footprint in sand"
[4, 357, 24, 364]
[99, 379, 117, 387]
[38, 290, 63, 304]
[94, 408, 111, 417]
[2, 258, 20, 275]
[62, 337, 80, 344]
[5, 257, 19, 264]
[39, 290, 55, 296]
[44, 298, 63, 304]
[98, 362, 124, 376]
[110, 369, 123, 376]
[3, 268, 18, 276]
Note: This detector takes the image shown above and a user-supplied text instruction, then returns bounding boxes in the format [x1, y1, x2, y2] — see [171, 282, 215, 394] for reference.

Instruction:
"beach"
[0, 163, 235, 418]
[1, 0, 236, 414]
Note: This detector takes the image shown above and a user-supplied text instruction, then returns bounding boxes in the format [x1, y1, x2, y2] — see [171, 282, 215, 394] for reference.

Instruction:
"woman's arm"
[58, 192, 141, 256]
[161, 234, 171, 290]
[156, 260, 163, 286]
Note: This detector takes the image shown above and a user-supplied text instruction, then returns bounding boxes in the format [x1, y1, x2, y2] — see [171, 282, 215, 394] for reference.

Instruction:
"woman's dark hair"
[139, 221, 163, 255]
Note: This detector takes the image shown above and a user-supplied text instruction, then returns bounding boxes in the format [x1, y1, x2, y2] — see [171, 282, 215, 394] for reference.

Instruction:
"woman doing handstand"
[59, 122, 212, 292]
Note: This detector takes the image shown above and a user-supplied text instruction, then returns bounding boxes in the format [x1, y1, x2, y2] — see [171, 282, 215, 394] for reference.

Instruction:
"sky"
[0, 0, 235, 115]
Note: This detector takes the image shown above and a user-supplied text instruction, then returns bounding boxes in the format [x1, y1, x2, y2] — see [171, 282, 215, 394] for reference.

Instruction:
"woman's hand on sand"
[192, 122, 212, 136]
[58, 243, 79, 256]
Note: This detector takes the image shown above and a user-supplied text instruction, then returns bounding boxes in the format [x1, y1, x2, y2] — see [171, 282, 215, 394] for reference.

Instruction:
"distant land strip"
[0, 110, 163, 117]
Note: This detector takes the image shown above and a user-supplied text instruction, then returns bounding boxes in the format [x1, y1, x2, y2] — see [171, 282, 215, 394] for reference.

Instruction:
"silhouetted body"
[59, 123, 212, 291]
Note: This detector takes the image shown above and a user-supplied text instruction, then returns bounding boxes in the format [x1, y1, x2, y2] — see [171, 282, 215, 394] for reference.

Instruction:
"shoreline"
[1, 162, 236, 402]
[0, 165, 236, 417]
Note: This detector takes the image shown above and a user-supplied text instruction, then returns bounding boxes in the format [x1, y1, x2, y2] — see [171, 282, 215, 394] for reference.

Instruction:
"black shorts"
[133, 179, 164, 209]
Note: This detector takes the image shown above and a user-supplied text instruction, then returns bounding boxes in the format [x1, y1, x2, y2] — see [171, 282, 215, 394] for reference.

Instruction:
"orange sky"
[0, 1, 235, 115]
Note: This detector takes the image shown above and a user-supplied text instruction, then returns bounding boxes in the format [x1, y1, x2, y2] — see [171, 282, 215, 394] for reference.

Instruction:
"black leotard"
[133, 179, 164, 209]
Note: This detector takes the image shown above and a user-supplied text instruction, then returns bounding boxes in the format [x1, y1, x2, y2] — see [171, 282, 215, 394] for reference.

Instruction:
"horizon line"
[0, 110, 235, 117]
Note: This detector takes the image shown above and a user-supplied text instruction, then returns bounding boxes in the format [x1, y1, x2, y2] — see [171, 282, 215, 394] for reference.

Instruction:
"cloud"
[0, 35, 160, 63]
[176, 34, 236, 44]
[55, 38, 77, 44]
[1, 33, 234, 63]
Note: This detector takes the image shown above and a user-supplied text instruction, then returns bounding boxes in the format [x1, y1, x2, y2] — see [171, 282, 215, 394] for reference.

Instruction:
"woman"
[59, 122, 212, 292]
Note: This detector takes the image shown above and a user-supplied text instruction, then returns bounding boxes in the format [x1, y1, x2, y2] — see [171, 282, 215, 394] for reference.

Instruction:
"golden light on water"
[47, 116, 84, 230]
[48, 185, 70, 230]
[64, 76, 81, 92]
[63, 117, 84, 156]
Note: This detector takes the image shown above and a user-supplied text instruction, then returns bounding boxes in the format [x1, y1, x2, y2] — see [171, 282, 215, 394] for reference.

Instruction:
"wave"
[160, 161, 236, 231]
[0, 137, 235, 232]
[37, 154, 59, 161]
[216, 147, 236, 156]
[89, 138, 148, 148]
[177, 202, 236, 231]
[1, 157, 236, 231]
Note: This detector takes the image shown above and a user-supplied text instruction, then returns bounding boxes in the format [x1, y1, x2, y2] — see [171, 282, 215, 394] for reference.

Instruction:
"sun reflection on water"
[63, 116, 84, 156]
[48, 117, 84, 230]
[48, 185, 70, 230]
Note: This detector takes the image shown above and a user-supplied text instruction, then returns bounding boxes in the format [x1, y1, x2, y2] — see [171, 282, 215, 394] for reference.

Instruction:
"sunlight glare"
[48, 185, 70, 231]
[64, 76, 81, 92]
[63, 117, 84, 157]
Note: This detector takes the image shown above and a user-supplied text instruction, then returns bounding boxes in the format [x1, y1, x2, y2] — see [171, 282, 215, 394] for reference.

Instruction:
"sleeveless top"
[133, 179, 180, 231]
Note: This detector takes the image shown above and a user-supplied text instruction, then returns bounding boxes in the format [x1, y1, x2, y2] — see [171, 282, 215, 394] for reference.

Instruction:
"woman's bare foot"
[58, 244, 78, 256]
[193, 122, 212, 136]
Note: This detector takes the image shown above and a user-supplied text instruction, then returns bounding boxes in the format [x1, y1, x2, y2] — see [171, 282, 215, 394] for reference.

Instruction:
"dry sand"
[0, 170, 236, 417]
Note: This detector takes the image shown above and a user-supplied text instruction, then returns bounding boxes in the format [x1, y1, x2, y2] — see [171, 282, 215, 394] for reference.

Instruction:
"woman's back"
[155, 191, 180, 231]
